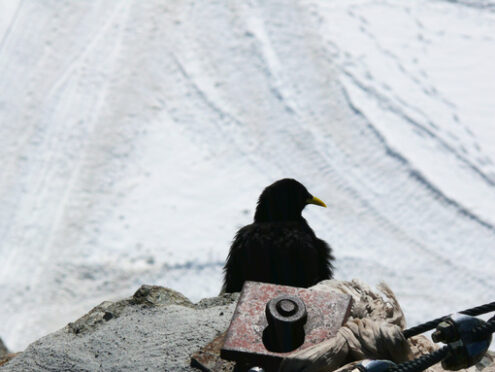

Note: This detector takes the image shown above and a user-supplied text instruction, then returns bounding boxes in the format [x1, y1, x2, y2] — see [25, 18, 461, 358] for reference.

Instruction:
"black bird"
[222, 178, 334, 293]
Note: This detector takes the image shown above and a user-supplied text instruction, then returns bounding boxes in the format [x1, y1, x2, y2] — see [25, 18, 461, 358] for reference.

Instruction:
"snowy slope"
[0, 0, 494, 351]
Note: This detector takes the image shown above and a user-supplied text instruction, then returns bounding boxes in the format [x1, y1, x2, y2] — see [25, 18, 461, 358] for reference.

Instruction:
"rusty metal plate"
[190, 331, 235, 372]
[220, 281, 352, 369]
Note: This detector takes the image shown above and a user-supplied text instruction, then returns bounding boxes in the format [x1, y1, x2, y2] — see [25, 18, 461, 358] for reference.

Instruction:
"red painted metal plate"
[221, 281, 352, 368]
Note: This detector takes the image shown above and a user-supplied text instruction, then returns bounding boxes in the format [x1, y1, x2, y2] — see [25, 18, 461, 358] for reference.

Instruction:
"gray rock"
[0, 338, 8, 358]
[0, 285, 237, 372]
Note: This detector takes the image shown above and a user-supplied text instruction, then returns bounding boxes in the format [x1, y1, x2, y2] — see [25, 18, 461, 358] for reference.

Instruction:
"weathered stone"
[0, 354, 19, 368]
[66, 285, 195, 335]
[131, 284, 194, 308]
[0, 285, 237, 372]
[195, 292, 240, 309]
[0, 339, 8, 359]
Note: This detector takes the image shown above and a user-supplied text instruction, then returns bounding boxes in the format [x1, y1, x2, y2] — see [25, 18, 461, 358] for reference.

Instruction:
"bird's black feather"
[222, 179, 334, 293]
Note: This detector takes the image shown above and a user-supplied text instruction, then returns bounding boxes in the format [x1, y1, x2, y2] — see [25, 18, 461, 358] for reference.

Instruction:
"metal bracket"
[220, 281, 352, 371]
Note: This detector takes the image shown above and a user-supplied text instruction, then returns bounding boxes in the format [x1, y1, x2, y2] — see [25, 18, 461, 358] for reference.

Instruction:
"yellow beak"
[306, 196, 327, 208]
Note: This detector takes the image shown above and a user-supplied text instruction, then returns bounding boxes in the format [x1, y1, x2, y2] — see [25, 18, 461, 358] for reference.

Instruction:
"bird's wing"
[314, 237, 334, 282]
[222, 225, 258, 293]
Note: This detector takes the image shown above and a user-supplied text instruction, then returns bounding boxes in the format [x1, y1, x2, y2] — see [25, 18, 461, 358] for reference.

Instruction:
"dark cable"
[391, 313, 495, 372]
[389, 346, 449, 372]
[403, 301, 495, 339]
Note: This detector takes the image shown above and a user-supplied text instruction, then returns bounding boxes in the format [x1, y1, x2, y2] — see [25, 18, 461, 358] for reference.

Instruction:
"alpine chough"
[222, 178, 334, 293]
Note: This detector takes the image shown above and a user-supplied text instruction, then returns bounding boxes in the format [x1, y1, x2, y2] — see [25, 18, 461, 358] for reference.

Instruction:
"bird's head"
[254, 178, 326, 222]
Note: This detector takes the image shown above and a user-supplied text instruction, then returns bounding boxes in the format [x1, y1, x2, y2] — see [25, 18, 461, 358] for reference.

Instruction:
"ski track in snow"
[0, 0, 494, 350]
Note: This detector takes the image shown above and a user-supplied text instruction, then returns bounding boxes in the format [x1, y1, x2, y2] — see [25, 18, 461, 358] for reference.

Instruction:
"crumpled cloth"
[279, 279, 494, 372]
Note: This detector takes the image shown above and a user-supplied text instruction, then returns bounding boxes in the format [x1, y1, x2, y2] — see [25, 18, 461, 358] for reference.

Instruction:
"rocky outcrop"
[1, 282, 493, 372]
[0, 285, 239, 372]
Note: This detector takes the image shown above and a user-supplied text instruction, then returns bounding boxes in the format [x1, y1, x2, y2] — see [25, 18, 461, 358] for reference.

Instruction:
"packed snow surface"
[0, 0, 494, 350]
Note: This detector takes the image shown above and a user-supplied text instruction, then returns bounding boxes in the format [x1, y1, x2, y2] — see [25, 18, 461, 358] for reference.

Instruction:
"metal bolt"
[263, 295, 307, 352]
[431, 329, 443, 343]
[277, 299, 297, 316]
